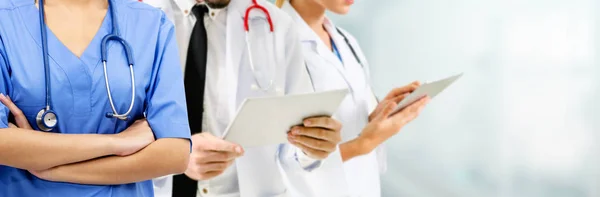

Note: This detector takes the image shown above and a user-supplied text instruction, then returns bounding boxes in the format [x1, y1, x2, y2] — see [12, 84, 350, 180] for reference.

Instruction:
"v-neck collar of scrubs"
[21, 2, 114, 78]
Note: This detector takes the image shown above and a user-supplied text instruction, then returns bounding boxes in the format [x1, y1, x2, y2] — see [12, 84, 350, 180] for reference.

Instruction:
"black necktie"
[174, 5, 208, 197]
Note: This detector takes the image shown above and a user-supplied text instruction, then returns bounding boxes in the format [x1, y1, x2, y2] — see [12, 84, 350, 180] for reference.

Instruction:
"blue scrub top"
[0, 0, 191, 196]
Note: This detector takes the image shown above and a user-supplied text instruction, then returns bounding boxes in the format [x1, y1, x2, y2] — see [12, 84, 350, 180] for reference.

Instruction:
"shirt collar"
[206, 6, 225, 20]
[174, 0, 226, 19]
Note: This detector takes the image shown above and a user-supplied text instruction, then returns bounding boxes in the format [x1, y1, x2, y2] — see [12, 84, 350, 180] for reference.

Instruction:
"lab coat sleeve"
[0, 39, 10, 129]
[278, 19, 323, 171]
[145, 14, 191, 141]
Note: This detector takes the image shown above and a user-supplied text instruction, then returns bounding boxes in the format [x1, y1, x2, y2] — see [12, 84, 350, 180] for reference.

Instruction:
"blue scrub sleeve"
[144, 15, 191, 141]
[0, 39, 11, 129]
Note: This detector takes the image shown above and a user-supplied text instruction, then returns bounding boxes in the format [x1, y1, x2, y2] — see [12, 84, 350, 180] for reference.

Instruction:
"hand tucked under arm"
[30, 138, 190, 185]
[0, 94, 154, 171]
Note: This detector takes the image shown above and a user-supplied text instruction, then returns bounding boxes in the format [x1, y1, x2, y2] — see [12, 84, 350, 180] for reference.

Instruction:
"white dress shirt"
[198, 6, 240, 197]
[145, 0, 321, 196]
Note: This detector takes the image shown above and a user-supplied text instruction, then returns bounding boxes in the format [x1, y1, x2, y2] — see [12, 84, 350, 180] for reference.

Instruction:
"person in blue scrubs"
[0, 0, 191, 196]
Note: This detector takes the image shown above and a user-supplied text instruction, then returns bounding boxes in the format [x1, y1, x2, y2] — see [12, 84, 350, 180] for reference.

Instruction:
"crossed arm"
[31, 138, 190, 185]
[0, 95, 190, 185]
[0, 127, 130, 171]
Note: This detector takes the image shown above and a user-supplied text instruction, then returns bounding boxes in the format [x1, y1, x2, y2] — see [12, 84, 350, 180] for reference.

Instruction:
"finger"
[291, 126, 340, 142]
[392, 97, 430, 125]
[198, 161, 234, 173]
[289, 135, 336, 152]
[0, 94, 31, 129]
[8, 123, 17, 128]
[195, 150, 239, 163]
[391, 93, 409, 104]
[197, 133, 244, 154]
[289, 140, 329, 159]
[303, 117, 342, 131]
[373, 101, 396, 122]
[383, 81, 420, 100]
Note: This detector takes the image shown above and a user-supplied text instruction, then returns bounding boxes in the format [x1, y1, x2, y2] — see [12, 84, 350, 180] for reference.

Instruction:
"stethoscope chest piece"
[36, 108, 58, 132]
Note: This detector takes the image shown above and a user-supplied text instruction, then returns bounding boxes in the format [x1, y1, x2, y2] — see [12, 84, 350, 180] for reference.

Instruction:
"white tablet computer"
[391, 73, 463, 115]
[222, 89, 349, 148]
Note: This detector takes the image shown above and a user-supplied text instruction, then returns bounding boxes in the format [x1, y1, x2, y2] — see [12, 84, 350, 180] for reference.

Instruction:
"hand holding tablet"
[390, 73, 463, 116]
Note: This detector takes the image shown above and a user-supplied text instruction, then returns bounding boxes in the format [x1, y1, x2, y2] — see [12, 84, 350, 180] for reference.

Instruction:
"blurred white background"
[322, 0, 599, 196]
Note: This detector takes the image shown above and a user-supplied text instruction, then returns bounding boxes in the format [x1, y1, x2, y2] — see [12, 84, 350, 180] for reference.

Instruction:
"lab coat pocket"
[246, 17, 277, 92]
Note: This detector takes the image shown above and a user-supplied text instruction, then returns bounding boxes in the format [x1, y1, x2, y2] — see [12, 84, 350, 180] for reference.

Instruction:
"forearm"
[0, 128, 118, 170]
[340, 137, 376, 162]
[44, 138, 190, 185]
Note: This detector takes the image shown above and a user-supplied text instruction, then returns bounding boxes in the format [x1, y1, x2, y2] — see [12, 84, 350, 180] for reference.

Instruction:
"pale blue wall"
[273, 0, 600, 196]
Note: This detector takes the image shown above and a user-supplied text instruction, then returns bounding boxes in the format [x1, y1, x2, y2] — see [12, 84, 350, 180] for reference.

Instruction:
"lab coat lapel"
[286, 2, 354, 92]
[314, 37, 355, 94]
[225, 7, 246, 118]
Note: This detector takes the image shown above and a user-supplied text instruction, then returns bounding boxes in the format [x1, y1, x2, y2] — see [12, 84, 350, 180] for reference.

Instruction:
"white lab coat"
[281, 2, 386, 197]
[141, 0, 327, 196]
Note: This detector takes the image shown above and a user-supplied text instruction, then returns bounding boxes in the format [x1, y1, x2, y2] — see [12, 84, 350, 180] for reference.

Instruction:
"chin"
[330, 7, 351, 15]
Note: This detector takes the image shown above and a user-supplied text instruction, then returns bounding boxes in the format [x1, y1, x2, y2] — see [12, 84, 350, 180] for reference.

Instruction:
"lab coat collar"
[280, 1, 316, 42]
[280, 1, 344, 56]
[281, 1, 356, 94]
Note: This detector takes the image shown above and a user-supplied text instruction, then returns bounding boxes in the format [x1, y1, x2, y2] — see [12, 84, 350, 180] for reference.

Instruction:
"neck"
[40, 0, 108, 7]
[290, 0, 327, 32]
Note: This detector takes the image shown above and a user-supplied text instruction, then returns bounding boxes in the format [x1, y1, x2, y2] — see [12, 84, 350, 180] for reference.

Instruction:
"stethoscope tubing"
[38, 0, 51, 111]
[37, 0, 137, 130]
[244, 0, 275, 92]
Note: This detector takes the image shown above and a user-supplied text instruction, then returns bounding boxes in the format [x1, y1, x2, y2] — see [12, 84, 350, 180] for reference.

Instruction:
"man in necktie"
[142, 0, 345, 196]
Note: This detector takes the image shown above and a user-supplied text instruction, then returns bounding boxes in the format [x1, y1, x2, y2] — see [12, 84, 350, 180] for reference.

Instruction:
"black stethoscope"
[36, 0, 136, 131]
[305, 27, 380, 104]
[306, 28, 365, 89]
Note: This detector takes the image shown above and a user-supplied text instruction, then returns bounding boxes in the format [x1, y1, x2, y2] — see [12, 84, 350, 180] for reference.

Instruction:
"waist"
[0, 167, 153, 197]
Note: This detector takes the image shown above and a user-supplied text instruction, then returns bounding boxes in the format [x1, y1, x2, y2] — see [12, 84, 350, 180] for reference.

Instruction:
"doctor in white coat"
[277, 0, 431, 196]
[142, 0, 344, 196]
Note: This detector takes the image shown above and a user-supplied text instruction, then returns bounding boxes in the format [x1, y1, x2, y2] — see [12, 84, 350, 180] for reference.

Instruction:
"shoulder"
[0, 0, 30, 12]
[0, 0, 18, 10]
[119, 0, 169, 22]
[118, 0, 174, 30]
[258, 0, 294, 29]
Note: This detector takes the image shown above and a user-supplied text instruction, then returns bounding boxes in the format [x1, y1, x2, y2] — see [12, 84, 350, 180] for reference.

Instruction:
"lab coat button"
[202, 188, 208, 194]
[184, 10, 189, 15]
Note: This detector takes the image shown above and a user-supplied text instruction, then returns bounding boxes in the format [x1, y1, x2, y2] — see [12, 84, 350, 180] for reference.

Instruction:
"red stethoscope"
[139, 0, 275, 91]
[244, 0, 275, 91]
